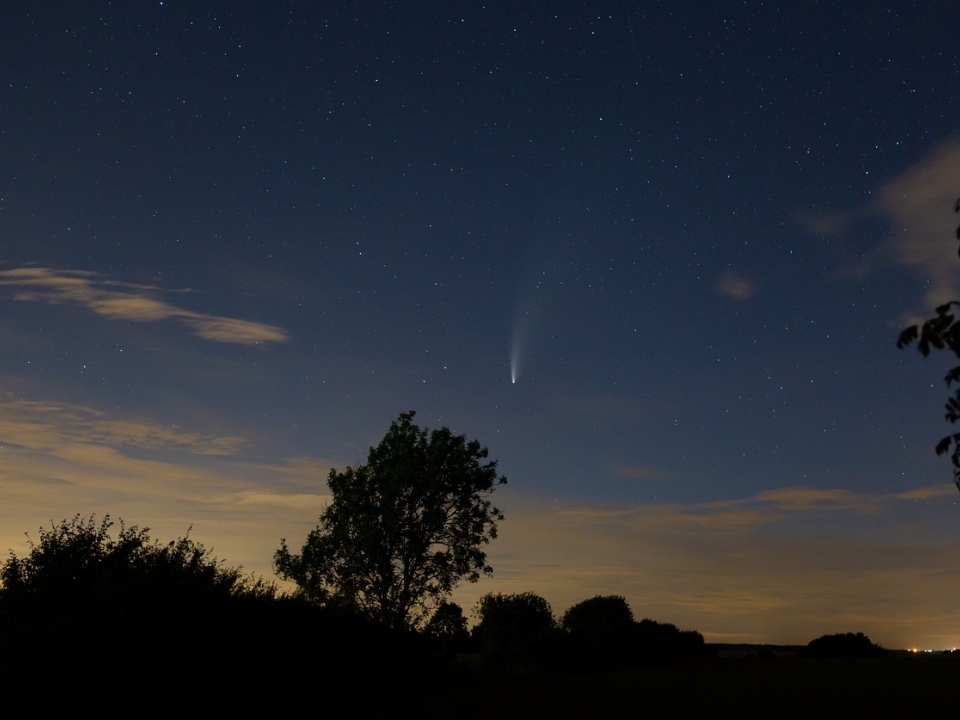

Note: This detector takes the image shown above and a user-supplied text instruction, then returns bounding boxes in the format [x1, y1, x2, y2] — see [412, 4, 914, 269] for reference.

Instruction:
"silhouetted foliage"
[474, 591, 559, 663]
[0, 514, 443, 714]
[633, 617, 708, 660]
[562, 594, 635, 635]
[426, 600, 470, 643]
[0, 515, 285, 708]
[275, 411, 506, 630]
[800, 632, 886, 658]
[562, 595, 637, 668]
[0, 514, 274, 646]
[897, 197, 960, 488]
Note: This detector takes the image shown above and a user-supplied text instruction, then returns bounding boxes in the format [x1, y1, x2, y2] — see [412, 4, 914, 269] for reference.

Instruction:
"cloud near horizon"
[0, 395, 333, 577]
[461, 483, 960, 648]
[0, 267, 289, 345]
[0, 395, 248, 455]
[3, 389, 957, 649]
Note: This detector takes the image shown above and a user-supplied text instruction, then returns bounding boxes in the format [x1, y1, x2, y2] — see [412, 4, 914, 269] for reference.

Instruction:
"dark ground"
[424, 653, 957, 719]
[3, 646, 955, 717]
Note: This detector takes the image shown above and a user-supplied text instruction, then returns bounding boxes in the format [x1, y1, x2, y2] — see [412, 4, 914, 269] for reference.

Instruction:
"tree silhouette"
[633, 617, 707, 659]
[562, 594, 635, 635]
[0, 514, 441, 714]
[275, 411, 506, 630]
[473, 591, 558, 663]
[425, 599, 470, 657]
[897, 198, 960, 488]
[562, 595, 636, 667]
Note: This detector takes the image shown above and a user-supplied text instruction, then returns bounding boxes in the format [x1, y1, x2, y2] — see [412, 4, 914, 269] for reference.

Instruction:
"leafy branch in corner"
[897, 197, 960, 488]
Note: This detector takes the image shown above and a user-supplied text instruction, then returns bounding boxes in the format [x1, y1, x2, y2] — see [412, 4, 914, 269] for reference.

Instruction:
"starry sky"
[2, 2, 960, 649]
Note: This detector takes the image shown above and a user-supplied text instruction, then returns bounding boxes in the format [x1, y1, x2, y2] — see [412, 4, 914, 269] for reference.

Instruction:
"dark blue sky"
[2, 1, 959, 647]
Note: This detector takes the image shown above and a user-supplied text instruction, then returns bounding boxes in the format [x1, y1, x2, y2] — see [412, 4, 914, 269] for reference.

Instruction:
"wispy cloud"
[795, 207, 861, 237]
[800, 139, 960, 316]
[875, 140, 960, 312]
[612, 465, 668, 480]
[0, 395, 336, 579]
[893, 484, 957, 501]
[535, 483, 948, 538]
[716, 270, 756, 300]
[0, 395, 247, 455]
[0, 267, 289, 344]
[236, 491, 330, 509]
[749, 485, 881, 513]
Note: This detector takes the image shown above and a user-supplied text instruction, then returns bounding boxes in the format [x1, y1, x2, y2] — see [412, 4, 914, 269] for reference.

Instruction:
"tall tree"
[274, 411, 506, 629]
[898, 198, 960, 488]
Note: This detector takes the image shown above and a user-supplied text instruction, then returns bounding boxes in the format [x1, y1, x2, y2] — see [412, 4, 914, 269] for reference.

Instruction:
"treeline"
[0, 516, 434, 713]
[0, 515, 893, 715]
[0, 516, 707, 711]
[461, 591, 711, 670]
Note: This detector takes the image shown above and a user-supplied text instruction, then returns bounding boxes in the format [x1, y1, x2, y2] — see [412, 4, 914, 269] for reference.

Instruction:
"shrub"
[634, 618, 707, 658]
[0, 515, 275, 657]
[800, 632, 886, 658]
[473, 591, 558, 663]
[562, 594, 635, 635]
[562, 595, 637, 667]
[425, 599, 471, 654]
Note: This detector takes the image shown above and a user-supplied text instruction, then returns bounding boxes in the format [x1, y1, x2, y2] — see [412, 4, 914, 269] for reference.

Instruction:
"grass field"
[419, 654, 959, 719]
[4, 646, 955, 717]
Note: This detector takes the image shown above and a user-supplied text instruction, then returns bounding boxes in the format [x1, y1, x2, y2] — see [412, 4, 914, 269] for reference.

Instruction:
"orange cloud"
[450, 486, 960, 648]
[0, 395, 338, 581]
[749, 485, 881, 513]
[0, 267, 289, 345]
[894, 484, 957, 501]
[716, 270, 756, 300]
[0, 395, 247, 455]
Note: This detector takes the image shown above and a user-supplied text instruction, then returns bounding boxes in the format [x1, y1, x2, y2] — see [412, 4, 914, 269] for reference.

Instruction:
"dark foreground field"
[424, 654, 958, 719]
[7, 653, 955, 718]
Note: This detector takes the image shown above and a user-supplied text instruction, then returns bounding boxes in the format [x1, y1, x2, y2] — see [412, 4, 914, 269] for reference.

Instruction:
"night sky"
[3, 2, 960, 648]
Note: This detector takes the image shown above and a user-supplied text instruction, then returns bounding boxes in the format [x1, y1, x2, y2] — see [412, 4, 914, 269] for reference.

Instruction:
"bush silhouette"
[473, 591, 559, 664]
[425, 599, 471, 655]
[0, 515, 441, 713]
[0, 515, 274, 648]
[562, 595, 637, 667]
[557, 595, 707, 667]
[633, 618, 707, 658]
[562, 594, 635, 635]
[799, 632, 886, 658]
[0, 515, 287, 709]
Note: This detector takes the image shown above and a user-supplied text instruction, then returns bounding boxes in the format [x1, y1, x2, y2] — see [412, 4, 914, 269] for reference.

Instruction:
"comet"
[510, 305, 533, 385]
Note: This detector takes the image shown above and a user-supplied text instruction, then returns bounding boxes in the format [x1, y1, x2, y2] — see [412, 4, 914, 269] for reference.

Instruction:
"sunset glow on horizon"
[2, 2, 960, 651]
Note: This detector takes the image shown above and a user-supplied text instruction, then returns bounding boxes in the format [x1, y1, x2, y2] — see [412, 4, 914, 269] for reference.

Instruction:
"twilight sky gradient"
[2, 2, 960, 649]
